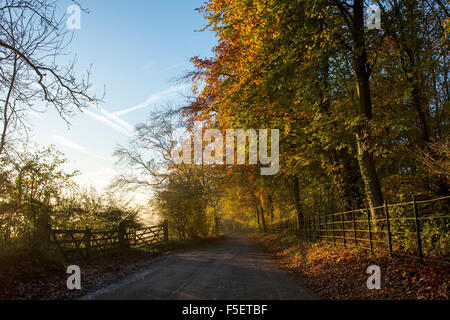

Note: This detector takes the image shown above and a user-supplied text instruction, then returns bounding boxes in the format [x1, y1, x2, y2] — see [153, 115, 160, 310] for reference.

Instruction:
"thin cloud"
[152, 63, 184, 76]
[83, 107, 133, 136]
[39, 83, 188, 138]
[29, 81, 133, 137]
[98, 108, 135, 133]
[113, 84, 189, 116]
[53, 135, 86, 152]
[81, 84, 188, 136]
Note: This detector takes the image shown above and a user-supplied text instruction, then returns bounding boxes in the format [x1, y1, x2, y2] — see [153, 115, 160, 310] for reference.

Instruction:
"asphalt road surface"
[84, 234, 318, 300]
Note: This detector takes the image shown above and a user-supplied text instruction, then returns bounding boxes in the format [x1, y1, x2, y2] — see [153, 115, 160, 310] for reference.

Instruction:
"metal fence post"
[304, 216, 308, 242]
[303, 216, 307, 241]
[352, 209, 358, 247]
[317, 215, 321, 241]
[317, 214, 323, 241]
[384, 201, 393, 257]
[366, 205, 373, 253]
[302, 216, 305, 241]
[307, 216, 310, 242]
[412, 196, 424, 264]
[314, 216, 318, 242]
[341, 212, 346, 247]
[332, 214, 336, 245]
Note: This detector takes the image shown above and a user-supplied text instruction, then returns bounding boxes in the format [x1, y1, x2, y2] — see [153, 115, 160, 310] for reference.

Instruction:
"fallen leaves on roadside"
[253, 234, 449, 300]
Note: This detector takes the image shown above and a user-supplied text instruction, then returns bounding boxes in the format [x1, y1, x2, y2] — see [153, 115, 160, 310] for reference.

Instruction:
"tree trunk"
[255, 205, 261, 231]
[0, 54, 18, 156]
[267, 194, 274, 225]
[352, 0, 384, 219]
[329, 149, 362, 211]
[317, 48, 362, 211]
[411, 80, 430, 143]
[258, 198, 267, 232]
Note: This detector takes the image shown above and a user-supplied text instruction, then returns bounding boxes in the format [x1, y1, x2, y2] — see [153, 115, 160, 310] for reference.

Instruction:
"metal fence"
[269, 196, 450, 265]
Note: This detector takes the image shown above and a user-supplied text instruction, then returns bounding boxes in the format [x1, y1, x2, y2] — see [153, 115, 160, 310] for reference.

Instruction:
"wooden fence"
[269, 196, 450, 265]
[49, 221, 168, 261]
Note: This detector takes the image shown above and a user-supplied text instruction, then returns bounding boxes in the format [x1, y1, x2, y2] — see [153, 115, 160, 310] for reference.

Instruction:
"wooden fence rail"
[269, 196, 450, 265]
[49, 220, 168, 261]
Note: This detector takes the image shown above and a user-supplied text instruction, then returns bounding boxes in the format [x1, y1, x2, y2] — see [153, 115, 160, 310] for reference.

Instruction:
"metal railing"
[269, 196, 450, 265]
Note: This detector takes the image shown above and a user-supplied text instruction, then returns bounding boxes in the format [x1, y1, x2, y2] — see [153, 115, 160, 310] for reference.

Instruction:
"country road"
[83, 234, 318, 300]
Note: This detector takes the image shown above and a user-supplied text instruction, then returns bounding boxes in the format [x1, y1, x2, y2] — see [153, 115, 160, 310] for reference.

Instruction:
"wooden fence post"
[412, 196, 424, 264]
[119, 221, 128, 249]
[384, 201, 393, 257]
[35, 209, 51, 251]
[163, 220, 169, 242]
[352, 209, 358, 247]
[84, 228, 91, 260]
[366, 205, 373, 253]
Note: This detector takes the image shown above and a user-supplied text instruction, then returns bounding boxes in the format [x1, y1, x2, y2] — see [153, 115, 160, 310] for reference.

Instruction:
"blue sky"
[29, 1, 216, 194]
